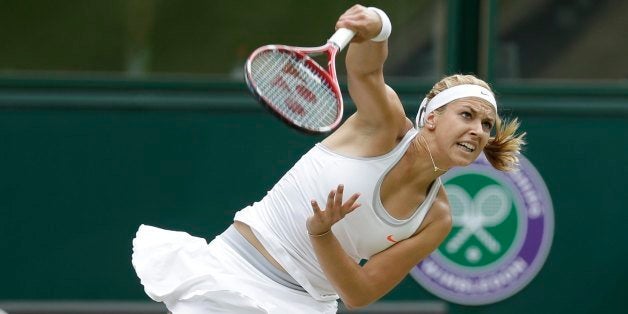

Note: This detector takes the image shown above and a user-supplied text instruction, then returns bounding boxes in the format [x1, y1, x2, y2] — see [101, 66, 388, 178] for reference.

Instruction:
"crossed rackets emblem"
[445, 185, 511, 260]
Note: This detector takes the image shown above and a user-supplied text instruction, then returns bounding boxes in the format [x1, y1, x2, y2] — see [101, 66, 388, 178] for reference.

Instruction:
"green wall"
[1, 80, 627, 314]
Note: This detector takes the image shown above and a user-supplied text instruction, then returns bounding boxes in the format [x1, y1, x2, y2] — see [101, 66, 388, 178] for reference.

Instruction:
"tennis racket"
[245, 28, 355, 134]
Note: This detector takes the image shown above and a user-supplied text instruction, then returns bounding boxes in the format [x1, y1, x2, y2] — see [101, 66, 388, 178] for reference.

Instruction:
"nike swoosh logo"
[386, 235, 398, 243]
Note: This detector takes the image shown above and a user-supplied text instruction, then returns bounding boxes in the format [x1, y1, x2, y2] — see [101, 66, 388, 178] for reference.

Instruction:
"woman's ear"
[425, 112, 437, 130]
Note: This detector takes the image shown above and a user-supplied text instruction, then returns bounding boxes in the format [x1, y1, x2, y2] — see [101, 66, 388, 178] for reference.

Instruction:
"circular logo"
[410, 154, 554, 305]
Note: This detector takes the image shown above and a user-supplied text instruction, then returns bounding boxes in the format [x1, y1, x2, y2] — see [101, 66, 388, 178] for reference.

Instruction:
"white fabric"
[416, 84, 497, 127]
[368, 7, 392, 42]
[131, 224, 337, 314]
[234, 128, 440, 301]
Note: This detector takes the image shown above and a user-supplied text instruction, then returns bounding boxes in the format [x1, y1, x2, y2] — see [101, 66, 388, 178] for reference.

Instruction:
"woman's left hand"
[306, 184, 361, 236]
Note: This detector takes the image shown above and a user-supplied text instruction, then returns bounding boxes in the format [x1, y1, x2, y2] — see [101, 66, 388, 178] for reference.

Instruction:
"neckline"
[372, 129, 441, 226]
[375, 179, 441, 226]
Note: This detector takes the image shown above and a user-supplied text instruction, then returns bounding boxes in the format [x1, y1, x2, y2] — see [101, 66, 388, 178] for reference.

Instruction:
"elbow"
[341, 294, 377, 310]
[342, 301, 368, 311]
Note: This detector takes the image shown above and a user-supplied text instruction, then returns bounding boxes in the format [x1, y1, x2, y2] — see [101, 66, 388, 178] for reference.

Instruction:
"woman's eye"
[461, 112, 472, 118]
[483, 121, 493, 129]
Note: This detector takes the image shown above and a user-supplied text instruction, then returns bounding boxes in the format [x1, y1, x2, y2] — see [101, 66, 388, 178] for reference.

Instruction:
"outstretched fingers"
[335, 184, 344, 208]
[327, 188, 336, 210]
[344, 191, 361, 213]
[311, 199, 322, 214]
[310, 184, 361, 216]
[330, 184, 362, 217]
[307, 185, 361, 237]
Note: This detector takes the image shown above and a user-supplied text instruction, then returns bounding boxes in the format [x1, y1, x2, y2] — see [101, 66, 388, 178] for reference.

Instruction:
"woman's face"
[430, 97, 496, 168]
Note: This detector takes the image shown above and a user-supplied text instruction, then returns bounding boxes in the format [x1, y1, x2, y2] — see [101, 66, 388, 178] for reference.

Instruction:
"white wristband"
[368, 7, 392, 42]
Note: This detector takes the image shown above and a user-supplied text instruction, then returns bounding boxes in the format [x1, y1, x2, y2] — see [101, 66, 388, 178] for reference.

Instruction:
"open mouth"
[457, 142, 476, 153]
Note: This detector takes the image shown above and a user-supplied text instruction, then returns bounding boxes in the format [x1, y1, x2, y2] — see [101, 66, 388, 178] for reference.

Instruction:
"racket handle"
[328, 28, 355, 51]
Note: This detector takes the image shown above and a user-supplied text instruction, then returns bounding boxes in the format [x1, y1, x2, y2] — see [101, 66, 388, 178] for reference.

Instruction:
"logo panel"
[411, 154, 553, 305]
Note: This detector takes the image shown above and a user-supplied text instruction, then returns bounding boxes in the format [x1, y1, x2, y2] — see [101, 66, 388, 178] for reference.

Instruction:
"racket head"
[244, 44, 344, 134]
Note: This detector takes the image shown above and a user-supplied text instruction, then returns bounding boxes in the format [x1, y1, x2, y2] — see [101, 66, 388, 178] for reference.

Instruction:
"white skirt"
[131, 224, 338, 314]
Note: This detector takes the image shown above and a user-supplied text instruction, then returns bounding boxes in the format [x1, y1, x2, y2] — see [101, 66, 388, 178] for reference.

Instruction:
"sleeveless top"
[234, 128, 441, 301]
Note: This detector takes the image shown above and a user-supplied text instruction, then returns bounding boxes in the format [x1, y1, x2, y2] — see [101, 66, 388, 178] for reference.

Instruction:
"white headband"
[415, 84, 497, 128]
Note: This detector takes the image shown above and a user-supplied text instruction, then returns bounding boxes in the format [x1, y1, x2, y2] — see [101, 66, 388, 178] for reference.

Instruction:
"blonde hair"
[426, 74, 526, 172]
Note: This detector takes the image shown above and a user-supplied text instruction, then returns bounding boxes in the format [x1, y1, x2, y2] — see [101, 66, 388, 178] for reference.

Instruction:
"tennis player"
[132, 5, 525, 313]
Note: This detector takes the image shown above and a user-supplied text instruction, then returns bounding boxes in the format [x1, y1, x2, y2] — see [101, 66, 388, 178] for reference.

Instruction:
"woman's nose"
[470, 120, 482, 135]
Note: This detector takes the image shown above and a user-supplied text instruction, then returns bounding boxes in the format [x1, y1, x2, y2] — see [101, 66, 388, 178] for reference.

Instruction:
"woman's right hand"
[335, 5, 383, 43]
[306, 184, 361, 236]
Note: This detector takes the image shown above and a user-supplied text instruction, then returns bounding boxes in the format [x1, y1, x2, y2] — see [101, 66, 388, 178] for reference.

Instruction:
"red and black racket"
[245, 28, 355, 134]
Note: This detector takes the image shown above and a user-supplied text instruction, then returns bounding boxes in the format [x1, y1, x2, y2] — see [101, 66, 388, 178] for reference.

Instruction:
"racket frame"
[244, 29, 354, 134]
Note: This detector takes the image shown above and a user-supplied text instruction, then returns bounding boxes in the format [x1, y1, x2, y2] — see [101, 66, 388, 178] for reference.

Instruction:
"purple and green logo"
[411, 154, 553, 305]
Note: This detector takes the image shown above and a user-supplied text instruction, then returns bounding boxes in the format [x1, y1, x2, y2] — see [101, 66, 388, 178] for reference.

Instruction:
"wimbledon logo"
[411, 154, 554, 305]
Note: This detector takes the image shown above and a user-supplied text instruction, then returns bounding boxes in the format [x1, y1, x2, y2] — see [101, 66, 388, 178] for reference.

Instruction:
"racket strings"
[249, 50, 340, 130]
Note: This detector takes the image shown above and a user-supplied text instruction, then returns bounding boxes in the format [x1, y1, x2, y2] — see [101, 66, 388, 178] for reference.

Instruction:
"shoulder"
[321, 115, 415, 157]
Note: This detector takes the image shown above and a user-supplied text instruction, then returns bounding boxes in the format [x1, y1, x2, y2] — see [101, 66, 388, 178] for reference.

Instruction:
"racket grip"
[328, 28, 355, 51]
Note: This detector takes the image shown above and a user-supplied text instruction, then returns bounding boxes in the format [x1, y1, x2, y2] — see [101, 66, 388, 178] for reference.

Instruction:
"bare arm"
[334, 5, 407, 136]
[307, 186, 452, 308]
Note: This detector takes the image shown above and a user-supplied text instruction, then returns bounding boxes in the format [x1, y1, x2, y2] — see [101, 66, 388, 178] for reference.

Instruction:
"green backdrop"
[1, 80, 627, 314]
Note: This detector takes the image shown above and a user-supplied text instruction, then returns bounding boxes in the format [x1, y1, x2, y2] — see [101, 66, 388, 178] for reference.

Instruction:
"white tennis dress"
[132, 128, 441, 313]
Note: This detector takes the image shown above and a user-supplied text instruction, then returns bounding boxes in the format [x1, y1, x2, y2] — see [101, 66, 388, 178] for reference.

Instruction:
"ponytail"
[484, 117, 526, 171]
